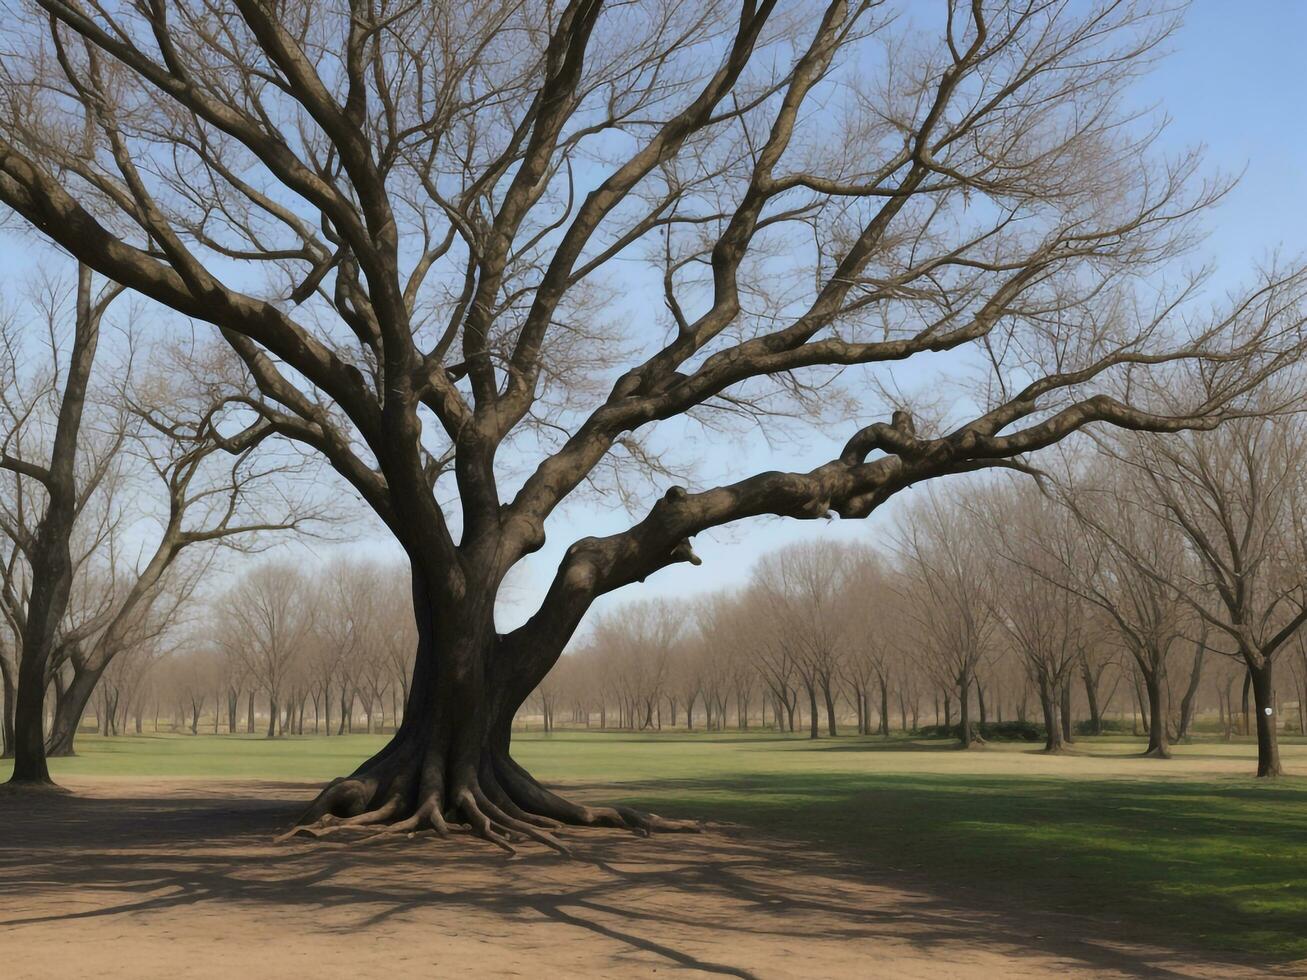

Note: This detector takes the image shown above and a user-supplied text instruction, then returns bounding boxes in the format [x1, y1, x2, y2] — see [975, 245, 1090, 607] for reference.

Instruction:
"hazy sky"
[3, 2, 1305, 634]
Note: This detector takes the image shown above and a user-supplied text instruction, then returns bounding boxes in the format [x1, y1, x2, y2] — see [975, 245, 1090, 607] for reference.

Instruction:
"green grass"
[5, 729, 1307, 960]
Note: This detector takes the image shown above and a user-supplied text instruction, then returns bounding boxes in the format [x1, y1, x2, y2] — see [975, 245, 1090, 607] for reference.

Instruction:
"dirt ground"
[0, 778, 1294, 979]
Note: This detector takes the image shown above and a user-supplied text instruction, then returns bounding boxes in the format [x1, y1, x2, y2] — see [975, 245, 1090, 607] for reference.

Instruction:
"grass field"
[5, 730, 1307, 962]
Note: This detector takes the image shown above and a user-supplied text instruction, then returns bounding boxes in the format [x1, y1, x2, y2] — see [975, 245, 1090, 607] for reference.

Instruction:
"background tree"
[897, 487, 996, 747]
[755, 541, 851, 738]
[1048, 465, 1193, 757]
[0, 267, 123, 781]
[217, 562, 313, 739]
[984, 484, 1092, 752]
[1107, 418, 1307, 775]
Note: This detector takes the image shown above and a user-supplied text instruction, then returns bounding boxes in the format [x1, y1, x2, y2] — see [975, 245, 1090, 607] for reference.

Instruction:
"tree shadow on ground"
[788, 737, 966, 753]
[0, 776, 1299, 978]
[603, 771, 1307, 962]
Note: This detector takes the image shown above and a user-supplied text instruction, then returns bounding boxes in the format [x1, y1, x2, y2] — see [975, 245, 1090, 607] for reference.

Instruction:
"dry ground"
[0, 776, 1295, 979]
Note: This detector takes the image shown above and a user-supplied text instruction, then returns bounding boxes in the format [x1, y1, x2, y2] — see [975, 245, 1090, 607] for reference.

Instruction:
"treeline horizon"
[43, 408, 1307, 787]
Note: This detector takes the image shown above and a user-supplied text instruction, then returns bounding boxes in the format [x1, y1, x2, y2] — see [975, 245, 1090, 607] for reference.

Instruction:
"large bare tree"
[0, 267, 121, 777]
[0, 271, 319, 780]
[1, 1, 1304, 842]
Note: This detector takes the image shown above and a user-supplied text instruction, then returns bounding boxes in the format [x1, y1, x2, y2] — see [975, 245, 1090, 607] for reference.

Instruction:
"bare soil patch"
[0, 778, 1289, 979]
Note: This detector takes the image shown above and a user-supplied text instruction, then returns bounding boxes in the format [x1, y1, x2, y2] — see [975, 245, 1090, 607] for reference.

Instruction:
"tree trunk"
[805, 680, 819, 739]
[7, 268, 101, 788]
[45, 664, 102, 757]
[1060, 678, 1075, 745]
[1143, 668, 1170, 759]
[1, 663, 15, 759]
[266, 695, 278, 739]
[1080, 655, 1103, 735]
[822, 679, 837, 737]
[1249, 659, 1283, 778]
[10, 648, 55, 784]
[1176, 643, 1205, 742]
[1241, 668, 1252, 736]
[1039, 675, 1064, 753]
[878, 676, 890, 736]
[957, 671, 979, 748]
[247, 691, 256, 734]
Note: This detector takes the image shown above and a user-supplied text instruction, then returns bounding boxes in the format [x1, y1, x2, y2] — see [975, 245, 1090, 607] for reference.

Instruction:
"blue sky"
[502, 1, 1307, 629]
[3, 2, 1305, 634]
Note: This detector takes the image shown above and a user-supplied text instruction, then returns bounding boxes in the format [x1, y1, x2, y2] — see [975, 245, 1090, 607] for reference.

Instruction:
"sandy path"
[0, 778, 1289, 979]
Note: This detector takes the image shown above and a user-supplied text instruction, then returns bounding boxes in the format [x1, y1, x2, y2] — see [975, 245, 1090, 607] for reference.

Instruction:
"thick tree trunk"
[1143, 669, 1170, 759]
[0, 663, 15, 759]
[878, 676, 890, 736]
[286, 580, 695, 851]
[10, 649, 54, 784]
[46, 665, 102, 757]
[1249, 659, 1283, 778]
[1132, 668, 1149, 734]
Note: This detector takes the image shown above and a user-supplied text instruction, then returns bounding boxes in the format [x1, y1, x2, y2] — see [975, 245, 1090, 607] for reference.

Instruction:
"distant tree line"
[525, 415, 1307, 779]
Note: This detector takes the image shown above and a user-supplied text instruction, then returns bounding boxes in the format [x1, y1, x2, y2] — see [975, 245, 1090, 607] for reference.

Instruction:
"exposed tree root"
[277, 750, 700, 855]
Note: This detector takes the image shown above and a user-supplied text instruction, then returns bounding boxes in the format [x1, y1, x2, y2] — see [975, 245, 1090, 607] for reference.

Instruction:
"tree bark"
[1249, 660, 1283, 778]
[45, 665, 103, 758]
[957, 671, 979, 748]
[1176, 643, 1205, 742]
[0, 664, 15, 759]
[821, 679, 838, 737]
[1142, 667, 1170, 759]
[1080, 655, 1103, 735]
[1241, 668, 1252, 736]
[1060, 679, 1075, 745]
[1039, 675, 1064, 753]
